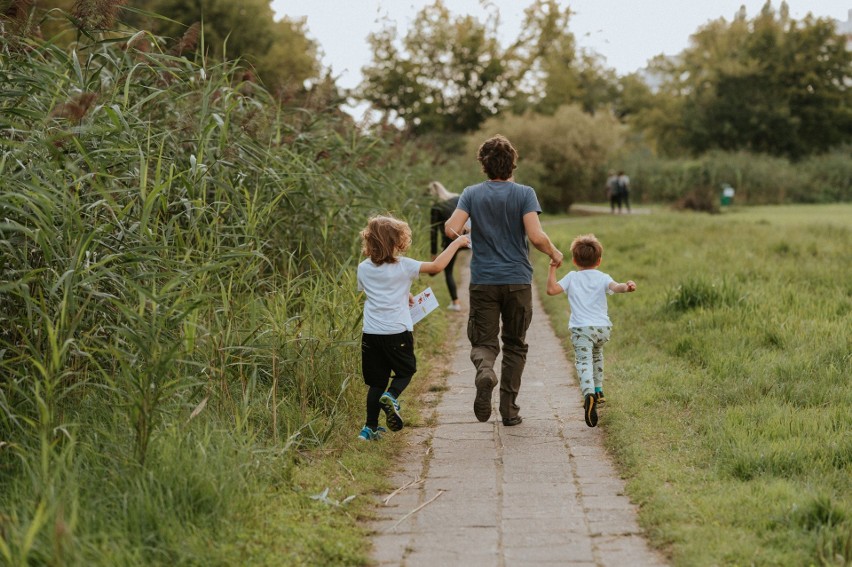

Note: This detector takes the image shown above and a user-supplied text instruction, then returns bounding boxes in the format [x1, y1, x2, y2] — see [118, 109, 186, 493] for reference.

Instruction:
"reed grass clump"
[0, 14, 437, 564]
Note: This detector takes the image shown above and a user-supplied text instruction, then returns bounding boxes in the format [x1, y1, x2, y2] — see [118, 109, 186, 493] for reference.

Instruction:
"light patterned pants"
[569, 326, 612, 396]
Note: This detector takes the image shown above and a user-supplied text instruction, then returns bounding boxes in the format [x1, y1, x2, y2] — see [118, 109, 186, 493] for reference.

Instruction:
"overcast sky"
[271, 1, 850, 89]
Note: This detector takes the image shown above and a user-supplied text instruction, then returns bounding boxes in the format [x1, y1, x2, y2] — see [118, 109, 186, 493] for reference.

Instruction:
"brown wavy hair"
[570, 233, 603, 268]
[360, 215, 412, 265]
[477, 134, 518, 180]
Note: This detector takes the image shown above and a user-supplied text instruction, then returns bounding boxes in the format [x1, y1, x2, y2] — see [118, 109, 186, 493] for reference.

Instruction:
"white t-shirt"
[556, 269, 615, 328]
[357, 256, 422, 334]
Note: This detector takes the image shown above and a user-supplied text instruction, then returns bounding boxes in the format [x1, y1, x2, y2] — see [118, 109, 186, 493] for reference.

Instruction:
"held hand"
[549, 249, 564, 268]
[455, 235, 471, 248]
[409, 293, 415, 307]
[626, 280, 637, 292]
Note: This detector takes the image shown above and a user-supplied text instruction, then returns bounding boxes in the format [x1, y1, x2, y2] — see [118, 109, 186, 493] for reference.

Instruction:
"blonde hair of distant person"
[360, 215, 412, 265]
[429, 181, 458, 201]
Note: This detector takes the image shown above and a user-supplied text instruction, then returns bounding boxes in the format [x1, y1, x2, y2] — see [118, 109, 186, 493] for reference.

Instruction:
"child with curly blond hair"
[356, 215, 469, 441]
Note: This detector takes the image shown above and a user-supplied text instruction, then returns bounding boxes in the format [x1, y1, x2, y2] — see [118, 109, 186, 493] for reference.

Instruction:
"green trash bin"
[721, 184, 735, 207]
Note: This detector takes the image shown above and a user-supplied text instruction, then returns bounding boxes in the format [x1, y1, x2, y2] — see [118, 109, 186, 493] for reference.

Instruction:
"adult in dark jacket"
[429, 181, 463, 311]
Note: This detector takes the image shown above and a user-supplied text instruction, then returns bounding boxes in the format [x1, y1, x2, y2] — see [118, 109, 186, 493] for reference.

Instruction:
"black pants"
[361, 331, 416, 428]
[610, 194, 622, 212]
[444, 250, 458, 301]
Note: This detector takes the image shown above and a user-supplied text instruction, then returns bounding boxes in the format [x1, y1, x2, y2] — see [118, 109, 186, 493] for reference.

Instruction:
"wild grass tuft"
[667, 277, 739, 312]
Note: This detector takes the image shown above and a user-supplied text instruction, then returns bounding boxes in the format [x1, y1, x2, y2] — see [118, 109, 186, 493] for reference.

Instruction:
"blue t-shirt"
[457, 181, 542, 285]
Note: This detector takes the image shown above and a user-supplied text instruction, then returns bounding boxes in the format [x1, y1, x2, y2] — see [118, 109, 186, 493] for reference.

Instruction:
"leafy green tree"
[15, 0, 322, 97]
[360, 1, 503, 134]
[360, 0, 575, 135]
[535, 48, 618, 116]
[135, 0, 321, 94]
[639, 1, 851, 158]
[612, 71, 656, 124]
[616, 62, 689, 156]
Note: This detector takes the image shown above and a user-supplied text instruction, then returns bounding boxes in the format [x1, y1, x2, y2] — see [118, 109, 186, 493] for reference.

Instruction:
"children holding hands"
[356, 215, 470, 441]
[547, 234, 636, 428]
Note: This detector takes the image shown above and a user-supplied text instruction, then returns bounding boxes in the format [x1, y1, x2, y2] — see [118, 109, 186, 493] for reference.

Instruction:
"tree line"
[10, 0, 849, 161]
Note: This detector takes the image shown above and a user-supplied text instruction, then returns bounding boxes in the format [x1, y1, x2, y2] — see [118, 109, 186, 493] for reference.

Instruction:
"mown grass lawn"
[536, 204, 851, 566]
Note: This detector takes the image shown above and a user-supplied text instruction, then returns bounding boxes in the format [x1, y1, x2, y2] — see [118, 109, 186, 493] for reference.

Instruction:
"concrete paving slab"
[369, 256, 667, 566]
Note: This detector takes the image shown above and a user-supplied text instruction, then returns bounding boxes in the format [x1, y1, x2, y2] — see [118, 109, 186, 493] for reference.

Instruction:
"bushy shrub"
[796, 146, 852, 203]
[615, 147, 851, 205]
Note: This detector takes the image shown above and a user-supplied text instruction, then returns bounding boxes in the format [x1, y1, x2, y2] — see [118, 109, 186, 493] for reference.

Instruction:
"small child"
[546, 233, 636, 428]
[357, 215, 470, 441]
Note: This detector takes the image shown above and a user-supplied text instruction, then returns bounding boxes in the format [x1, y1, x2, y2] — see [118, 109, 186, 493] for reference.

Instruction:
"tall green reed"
[1, 15, 433, 563]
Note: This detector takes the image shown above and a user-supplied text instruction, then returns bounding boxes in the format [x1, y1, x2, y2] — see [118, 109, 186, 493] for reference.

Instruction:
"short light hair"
[570, 234, 603, 268]
[477, 134, 517, 180]
[360, 215, 412, 265]
[428, 181, 457, 201]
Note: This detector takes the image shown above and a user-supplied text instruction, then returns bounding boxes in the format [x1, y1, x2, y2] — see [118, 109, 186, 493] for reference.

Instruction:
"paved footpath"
[370, 258, 667, 566]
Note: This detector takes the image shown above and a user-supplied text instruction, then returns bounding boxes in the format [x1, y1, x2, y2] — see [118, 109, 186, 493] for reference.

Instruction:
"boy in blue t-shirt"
[546, 234, 636, 428]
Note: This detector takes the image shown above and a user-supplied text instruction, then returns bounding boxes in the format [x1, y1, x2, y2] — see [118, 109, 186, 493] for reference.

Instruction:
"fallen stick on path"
[388, 490, 445, 532]
[383, 476, 424, 505]
[338, 460, 355, 481]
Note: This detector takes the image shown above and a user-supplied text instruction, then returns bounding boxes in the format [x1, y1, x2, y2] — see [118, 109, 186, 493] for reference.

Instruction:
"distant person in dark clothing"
[429, 181, 463, 311]
[616, 171, 631, 213]
[605, 170, 619, 213]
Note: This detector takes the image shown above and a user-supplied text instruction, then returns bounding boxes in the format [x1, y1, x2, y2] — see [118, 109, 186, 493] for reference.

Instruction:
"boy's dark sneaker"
[584, 393, 598, 428]
[379, 392, 404, 432]
[473, 368, 497, 422]
[595, 391, 606, 405]
[502, 416, 523, 426]
[357, 425, 387, 441]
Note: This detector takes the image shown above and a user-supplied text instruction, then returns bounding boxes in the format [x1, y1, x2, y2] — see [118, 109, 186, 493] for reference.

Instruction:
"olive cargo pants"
[467, 284, 533, 420]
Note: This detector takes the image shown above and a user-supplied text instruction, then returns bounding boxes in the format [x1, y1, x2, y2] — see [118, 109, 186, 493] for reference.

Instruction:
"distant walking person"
[546, 233, 636, 428]
[357, 215, 470, 441]
[616, 171, 631, 213]
[605, 170, 620, 213]
[429, 181, 463, 312]
[444, 134, 563, 426]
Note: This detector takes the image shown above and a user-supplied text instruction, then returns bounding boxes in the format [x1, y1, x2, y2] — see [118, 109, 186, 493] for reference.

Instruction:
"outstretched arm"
[421, 235, 471, 274]
[608, 280, 637, 294]
[523, 212, 563, 267]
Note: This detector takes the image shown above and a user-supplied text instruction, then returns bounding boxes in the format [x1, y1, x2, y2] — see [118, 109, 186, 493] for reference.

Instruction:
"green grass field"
[536, 204, 852, 566]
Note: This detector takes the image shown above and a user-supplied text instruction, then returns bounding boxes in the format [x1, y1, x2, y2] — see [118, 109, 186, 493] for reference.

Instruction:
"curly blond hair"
[360, 215, 412, 265]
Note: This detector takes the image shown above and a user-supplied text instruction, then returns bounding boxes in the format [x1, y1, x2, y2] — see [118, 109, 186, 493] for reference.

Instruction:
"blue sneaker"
[358, 425, 387, 441]
[379, 392, 404, 432]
